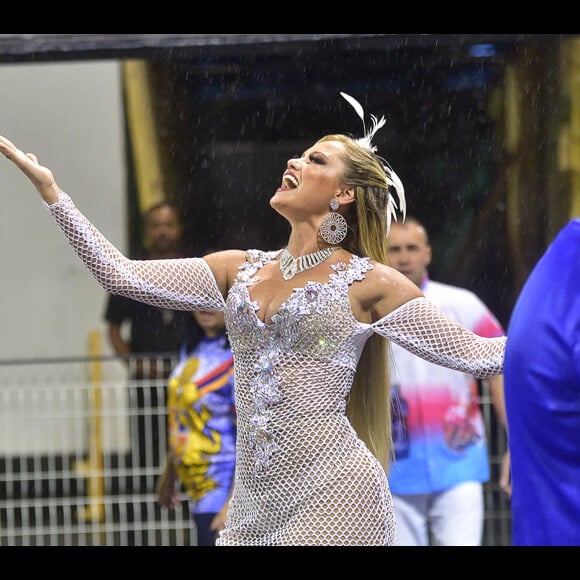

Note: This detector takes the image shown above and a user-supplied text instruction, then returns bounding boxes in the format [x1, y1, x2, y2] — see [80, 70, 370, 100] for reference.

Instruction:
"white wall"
[0, 60, 127, 360]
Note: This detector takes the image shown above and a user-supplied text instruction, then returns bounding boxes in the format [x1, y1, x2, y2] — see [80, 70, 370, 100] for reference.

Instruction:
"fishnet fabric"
[220, 251, 396, 545]
[45, 192, 506, 546]
[373, 297, 506, 378]
[45, 192, 226, 312]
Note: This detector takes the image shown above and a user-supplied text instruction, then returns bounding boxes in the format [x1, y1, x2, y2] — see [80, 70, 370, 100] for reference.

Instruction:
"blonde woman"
[0, 94, 505, 545]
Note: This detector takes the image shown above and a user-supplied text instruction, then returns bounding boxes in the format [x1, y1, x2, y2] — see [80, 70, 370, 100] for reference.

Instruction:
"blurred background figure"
[104, 200, 191, 484]
[504, 218, 580, 546]
[386, 216, 508, 546]
[157, 310, 236, 546]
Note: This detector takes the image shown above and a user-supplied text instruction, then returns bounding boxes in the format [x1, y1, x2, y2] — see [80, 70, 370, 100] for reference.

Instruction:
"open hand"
[0, 134, 61, 204]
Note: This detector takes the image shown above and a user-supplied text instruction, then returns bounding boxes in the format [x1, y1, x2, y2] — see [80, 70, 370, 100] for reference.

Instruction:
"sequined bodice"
[226, 250, 369, 367]
[224, 250, 372, 476]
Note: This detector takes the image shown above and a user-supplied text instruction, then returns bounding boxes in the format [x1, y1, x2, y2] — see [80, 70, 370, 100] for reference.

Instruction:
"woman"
[156, 309, 236, 546]
[0, 94, 505, 545]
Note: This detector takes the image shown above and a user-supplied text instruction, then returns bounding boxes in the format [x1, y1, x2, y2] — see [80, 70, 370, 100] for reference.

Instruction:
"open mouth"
[281, 173, 299, 189]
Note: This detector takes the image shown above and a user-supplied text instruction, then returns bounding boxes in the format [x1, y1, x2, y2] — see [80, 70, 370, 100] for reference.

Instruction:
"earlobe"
[340, 188, 356, 205]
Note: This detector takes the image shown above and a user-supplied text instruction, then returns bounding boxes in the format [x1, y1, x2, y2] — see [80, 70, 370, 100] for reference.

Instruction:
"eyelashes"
[290, 153, 325, 165]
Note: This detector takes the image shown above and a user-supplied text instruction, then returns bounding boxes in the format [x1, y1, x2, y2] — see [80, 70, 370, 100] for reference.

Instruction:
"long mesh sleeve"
[44, 191, 226, 312]
[373, 297, 505, 378]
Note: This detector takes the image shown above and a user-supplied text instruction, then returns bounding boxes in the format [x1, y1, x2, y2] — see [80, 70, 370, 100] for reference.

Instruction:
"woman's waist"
[238, 406, 348, 431]
[233, 418, 376, 494]
[237, 412, 358, 460]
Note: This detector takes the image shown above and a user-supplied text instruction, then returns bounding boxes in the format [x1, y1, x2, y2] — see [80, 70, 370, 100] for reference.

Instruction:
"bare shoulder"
[203, 248, 247, 267]
[352, 259, 423, 322]
[202, 249, 248, 292]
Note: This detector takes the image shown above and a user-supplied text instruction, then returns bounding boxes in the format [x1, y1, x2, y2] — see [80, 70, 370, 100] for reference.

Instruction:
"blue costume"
[504, 219, 580, 546]
[167, 333, 236, 523]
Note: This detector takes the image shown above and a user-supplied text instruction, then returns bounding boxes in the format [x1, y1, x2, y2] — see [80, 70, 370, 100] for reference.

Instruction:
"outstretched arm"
[360, 263, 505, 377]
[0, 134, 228, 312]
[373, 297, 506, 378]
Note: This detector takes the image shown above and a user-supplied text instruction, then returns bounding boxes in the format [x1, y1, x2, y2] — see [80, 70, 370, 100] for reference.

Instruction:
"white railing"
[0, 345, 511, 546]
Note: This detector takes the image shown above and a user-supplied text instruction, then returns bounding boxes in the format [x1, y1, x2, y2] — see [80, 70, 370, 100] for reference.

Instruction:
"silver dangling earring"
[319, 198, 348, 245]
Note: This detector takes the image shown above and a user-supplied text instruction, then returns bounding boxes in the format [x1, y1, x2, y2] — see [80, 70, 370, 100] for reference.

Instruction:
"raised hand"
[0, 134, 61, 204]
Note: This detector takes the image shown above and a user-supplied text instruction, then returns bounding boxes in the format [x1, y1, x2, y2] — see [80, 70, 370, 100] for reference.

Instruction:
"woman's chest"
[225, 279, 358, 353]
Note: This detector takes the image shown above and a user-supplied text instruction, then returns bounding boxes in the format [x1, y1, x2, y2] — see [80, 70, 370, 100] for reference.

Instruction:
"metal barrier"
[0, 345, 511, 546]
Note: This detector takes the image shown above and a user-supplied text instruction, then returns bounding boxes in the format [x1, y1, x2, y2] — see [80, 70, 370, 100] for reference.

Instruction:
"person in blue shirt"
[156, 309, 236, 546]
[504, 219, 580, 546]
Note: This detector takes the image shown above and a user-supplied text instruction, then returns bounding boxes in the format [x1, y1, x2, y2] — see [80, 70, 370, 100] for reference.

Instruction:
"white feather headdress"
[340, 91, 406, 232]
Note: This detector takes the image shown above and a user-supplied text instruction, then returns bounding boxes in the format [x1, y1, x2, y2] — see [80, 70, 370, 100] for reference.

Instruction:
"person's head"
[270, 134, 402, 265]
[387, 217, 432, 288]
[142, 201, 183, 258]
[193, 310, 226, 338]
[184, 309, 228, 353]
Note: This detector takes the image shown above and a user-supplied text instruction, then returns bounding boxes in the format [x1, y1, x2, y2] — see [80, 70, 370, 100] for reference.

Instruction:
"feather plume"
[387, 168, 406, 218]
[340, 92, 365, 124]
[340, 91, 406, 234]
[340, 92, 386, 153]
[386, 169, 406, 234]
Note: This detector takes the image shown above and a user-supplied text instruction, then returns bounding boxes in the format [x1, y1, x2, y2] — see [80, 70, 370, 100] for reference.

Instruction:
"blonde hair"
[317, 134, 394, 471]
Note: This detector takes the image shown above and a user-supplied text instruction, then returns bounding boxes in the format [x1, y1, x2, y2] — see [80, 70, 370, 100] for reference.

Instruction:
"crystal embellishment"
[279, 247, 338, 281]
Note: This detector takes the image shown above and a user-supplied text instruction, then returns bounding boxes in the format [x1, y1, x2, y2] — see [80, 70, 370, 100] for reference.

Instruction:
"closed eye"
[308, 153, 325, 164]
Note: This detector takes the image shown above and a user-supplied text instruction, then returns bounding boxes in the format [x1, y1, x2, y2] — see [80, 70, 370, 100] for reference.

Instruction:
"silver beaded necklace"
[278, 246, 339, 281]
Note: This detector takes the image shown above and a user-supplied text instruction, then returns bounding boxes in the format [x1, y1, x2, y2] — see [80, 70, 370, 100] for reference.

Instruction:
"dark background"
[1, 33, 571, 326]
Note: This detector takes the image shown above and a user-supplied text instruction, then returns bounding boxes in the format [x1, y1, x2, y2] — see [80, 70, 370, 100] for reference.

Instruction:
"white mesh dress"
[45, 192, 506, 546]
